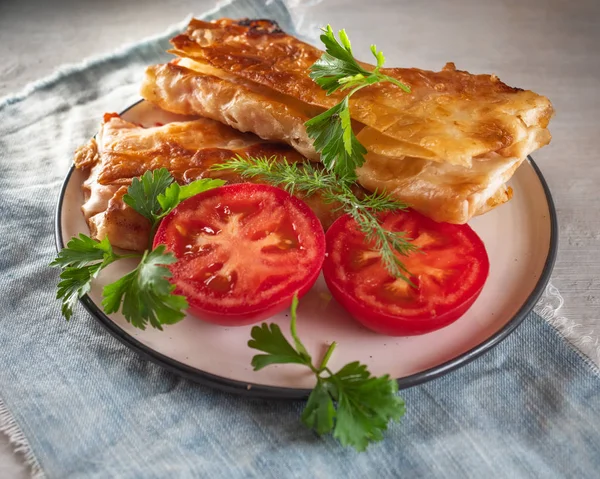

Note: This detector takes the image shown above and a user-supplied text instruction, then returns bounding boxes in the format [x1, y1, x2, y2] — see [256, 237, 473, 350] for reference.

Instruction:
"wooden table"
[1, 0, 598, 476]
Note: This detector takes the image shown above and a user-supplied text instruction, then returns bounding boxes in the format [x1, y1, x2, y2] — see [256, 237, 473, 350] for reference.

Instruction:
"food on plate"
[214, 156, 419, 280]
[138, 18, 553, 223]
[169, 18, 552, 166]
[142, 62, 515, 224]
[53, 18, 557, 453]
[323, 210, 489, 336]
[248, 294, 405, 451]
[142, 61, 321, 161]
[53, 168, 225, 327]
[153, 183, 326, 325]
[74, 113, 344, 251]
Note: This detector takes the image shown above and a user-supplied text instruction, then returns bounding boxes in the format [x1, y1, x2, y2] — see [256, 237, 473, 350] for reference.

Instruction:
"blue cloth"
[1, 0, 599, 477]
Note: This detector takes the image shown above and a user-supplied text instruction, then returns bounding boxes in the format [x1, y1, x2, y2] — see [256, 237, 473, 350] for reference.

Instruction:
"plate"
[55, 100, 558, 398]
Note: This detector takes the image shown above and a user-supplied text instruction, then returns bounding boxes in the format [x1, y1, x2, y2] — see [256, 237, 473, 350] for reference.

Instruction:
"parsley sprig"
[249, 295, 406, 451]
[213, 156, 418, 282]
[51, 168, 225, 329]
[50, 235, 125, 320]
[124, 169, 224, 249]
[305, 25, 410, 181]
[102, 245, 188, 330]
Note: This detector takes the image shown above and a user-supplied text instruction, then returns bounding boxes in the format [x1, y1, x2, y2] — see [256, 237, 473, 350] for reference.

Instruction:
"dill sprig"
[213, 156, 419, 281]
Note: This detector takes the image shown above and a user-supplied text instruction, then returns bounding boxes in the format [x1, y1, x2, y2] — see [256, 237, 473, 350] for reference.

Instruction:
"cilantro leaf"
[305, 97, 367, 180]
[102, 245, 188, 330]
[122, 168, 174, 223]
[157, 178, 226, 216]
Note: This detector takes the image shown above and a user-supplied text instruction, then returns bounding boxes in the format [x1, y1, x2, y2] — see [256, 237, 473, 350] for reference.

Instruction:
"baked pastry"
[74, 114, 343, 251]
[138, 18, 553, 223]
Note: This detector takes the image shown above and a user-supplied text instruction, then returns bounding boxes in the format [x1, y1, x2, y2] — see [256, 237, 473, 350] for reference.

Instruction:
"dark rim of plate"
[54, 100, 558, 399]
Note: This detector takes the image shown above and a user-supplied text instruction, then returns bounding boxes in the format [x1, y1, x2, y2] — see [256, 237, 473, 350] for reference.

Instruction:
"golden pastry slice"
[140, 63, 515, 224]
[168, 18, 553, 167]
[74, 114, 343, 251]
[141, 62, 319, 161]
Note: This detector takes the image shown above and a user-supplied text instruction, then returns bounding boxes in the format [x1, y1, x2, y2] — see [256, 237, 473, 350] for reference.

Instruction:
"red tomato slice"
[154, 183, 326, 326]
[322, 210, 489, 336]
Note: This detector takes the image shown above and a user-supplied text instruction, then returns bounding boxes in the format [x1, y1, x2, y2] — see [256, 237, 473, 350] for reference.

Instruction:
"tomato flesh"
[322, 210, 489, 336]
[154, 183, 326, 326]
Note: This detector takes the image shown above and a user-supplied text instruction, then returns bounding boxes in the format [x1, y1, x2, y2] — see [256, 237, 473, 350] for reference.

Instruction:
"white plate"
[55, 100, 557, 398]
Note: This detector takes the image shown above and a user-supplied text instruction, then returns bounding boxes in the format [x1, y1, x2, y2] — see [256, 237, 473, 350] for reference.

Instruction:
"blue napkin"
[1, 0, 599, 477]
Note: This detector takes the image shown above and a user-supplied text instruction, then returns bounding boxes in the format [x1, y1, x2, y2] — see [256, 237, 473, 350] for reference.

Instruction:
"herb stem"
[318, 342, 337, 372]
[115, 253, 144, 260]
[148, 222, 160, 250]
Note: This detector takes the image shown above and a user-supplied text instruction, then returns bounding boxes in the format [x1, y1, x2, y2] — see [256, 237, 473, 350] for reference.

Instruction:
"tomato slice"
[154, 183, 326, 326]
[322, 210, 489, 336]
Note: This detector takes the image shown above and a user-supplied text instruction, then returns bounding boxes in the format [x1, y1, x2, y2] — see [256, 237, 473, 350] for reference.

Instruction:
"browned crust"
[141, 63, 319, 161]
[77, 114, 346, 251]
[74, 138, 99, 169]
[91, 186, 152, 252]
[168, 18, 554, 167]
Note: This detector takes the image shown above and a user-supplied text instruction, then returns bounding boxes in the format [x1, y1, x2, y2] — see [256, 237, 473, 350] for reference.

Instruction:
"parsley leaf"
[55, 264, 103, 320]
[309, 26, 371, 95]
[248, 294, 405, 451]
[331, 362, 405, 451]
[248, 320, 310, 371]
[157, 178, 226, 215]
[50, 234, 123, 319]
[306, 25, 410, 179]
[305, 97, 367, 181]
[123, 168, 225, 248]
[52, 169, 224, 326]
[310, 25, 410, 95]
[102, 245, 188, 330]
[50, 234, 116, 269]
[123, 169, 174, 224]
[301, 380, 336, 435]
[124, 168, 226, 227]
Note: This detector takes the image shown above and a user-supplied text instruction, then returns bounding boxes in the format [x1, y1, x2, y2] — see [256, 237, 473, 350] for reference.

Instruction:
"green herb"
[124, 169, 225, 248]
[51, 170, 225, 327]
[102, 245, 188, 330]
[50, 235, 127, 320]
[305, 25, 410, 180]
[309, 25, 410, 95]
[122, 168, 174, 224]
[249, 295, 405, 451]
[304, 97, 367, 181]
[213, 156, 418, 282]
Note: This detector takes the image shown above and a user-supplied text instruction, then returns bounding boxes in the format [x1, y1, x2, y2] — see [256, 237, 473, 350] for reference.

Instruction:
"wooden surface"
[1, 0, 599, 476]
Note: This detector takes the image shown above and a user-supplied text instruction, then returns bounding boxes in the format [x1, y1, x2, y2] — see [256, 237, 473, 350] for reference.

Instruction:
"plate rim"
[54, 101, 558, 399]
